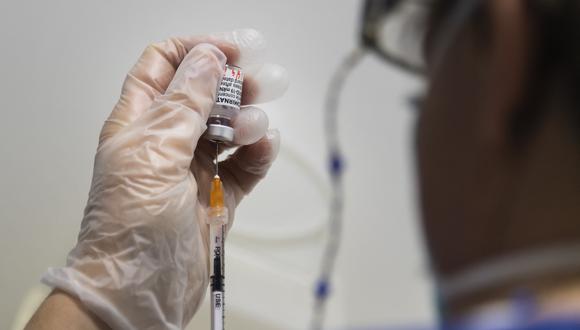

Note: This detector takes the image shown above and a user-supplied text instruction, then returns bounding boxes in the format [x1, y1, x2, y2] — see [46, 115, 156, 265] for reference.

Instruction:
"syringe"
[208, 143, 228, 330]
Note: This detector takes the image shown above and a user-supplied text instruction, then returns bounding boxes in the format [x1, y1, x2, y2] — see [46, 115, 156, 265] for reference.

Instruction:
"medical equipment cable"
[309, 48, 366, 330]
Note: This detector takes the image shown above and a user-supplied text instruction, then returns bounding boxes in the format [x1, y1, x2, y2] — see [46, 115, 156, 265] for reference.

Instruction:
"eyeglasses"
[361, 0, 431, 75]
[361, 0, 482, 77]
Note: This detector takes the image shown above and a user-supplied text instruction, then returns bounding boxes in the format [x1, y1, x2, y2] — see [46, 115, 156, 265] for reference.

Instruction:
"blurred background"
[0, 0, 434, 329]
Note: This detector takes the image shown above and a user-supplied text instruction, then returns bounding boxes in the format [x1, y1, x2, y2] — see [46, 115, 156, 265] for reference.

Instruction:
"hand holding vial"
[39, 29, 288, 330]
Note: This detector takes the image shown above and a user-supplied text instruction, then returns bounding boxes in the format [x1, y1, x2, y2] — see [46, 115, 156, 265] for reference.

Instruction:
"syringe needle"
[215, 142, 219, 176]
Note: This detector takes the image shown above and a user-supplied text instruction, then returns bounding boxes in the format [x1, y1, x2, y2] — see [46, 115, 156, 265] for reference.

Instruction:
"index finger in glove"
[125, 43, 227, 174]
[99, 29, 274, 144]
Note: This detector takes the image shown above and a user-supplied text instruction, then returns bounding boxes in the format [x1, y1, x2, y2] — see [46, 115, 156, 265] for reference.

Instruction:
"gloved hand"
[41, 29, 289, 330]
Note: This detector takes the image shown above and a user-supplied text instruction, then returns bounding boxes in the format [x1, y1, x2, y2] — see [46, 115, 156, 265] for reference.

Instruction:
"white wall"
[0, 0, 435, 329]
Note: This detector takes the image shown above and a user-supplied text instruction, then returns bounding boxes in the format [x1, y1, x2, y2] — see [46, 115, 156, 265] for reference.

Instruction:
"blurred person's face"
[416, 0, 531, 275]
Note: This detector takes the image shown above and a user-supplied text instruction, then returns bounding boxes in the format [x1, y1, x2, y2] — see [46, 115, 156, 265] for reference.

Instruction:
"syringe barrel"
[209, 224, 225, 284]
[209, 223, 226, 330]
[211, 289, 224, 330]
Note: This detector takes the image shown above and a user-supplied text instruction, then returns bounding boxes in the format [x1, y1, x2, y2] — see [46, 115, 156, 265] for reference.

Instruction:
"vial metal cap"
[206, 123, 234, 143]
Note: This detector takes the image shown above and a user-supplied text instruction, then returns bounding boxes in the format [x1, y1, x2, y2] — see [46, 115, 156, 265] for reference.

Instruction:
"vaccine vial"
[205, 64, 244, 143]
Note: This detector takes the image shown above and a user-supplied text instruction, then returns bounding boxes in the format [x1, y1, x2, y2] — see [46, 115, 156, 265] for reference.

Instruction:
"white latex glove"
[41, 29, 288, 330]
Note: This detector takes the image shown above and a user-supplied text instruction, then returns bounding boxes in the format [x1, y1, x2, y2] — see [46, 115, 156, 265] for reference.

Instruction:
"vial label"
[216, 65, 243, 110]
